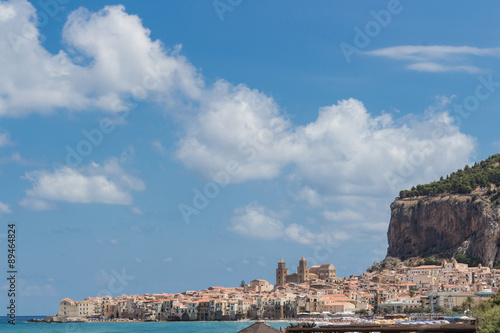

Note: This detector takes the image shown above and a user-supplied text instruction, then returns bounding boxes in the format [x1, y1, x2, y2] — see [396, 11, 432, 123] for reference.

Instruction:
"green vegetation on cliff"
[414, 257, 441, 266]
[409, 254, 480, 267]
[399, 154, 500, 199]
[455, 253, 481, 267]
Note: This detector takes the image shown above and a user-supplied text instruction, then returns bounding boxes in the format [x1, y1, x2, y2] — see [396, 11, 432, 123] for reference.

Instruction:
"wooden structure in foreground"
[238, 322, 281, 333]
[285, 324, 477, 333]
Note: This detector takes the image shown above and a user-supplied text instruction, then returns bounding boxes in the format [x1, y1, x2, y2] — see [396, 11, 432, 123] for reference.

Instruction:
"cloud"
[3, 279, 55, 298]
[0, 4, 476, 202]
[131, 206, 143, 215]
[18, 281, 56, 297]
[0, 152, 31, 165]
[163, 257, 173, 263]
[176, 80, 291, 183]
[0, 2, 16, 21]
[96, 269, 113, 286]
[283, 223, 318, 245]
[350, 222, 388, 232]
[322, 209, 364, 222]
[0, 1, 203, 116]
[365, 45, 500, 60]
[151, 140, 167, 154]
[0, 201, 12, 215]
[365, 45, 500, 73]
[18, 197, 54, 211]
[196, 95, 474, 247]
[229, 203, 285, 240]
[229, 203, 350, 246]
[407, 62, 483, 74]
[297, 187, 322, 207]
[0, 130, 12, 146]
[178, 97, 475, 197]
[20, 157, 144, 209]
[0, 4, 479, 250]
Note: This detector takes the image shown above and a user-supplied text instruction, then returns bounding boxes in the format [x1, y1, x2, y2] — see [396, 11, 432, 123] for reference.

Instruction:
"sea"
[0, 317, 291, 332]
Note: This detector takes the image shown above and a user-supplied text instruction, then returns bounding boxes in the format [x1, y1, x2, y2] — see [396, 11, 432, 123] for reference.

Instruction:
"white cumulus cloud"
[229, 203, 350, 246]
[0, 1, 203, 116]
[0, 3, 480, 249]
[20, 157, 144, 209]
[176, 80, 292, 183]
[177, 97, 475, 197]
[229, 203, 285, 240]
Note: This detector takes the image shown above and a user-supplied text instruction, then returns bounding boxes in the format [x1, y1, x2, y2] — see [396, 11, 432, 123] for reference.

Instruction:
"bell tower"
[275, 258, 288, 287]
[298, 256, 309, 283]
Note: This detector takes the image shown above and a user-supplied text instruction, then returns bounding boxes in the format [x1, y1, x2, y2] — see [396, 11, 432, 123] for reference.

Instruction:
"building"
[380, 297, 422, 313]
[310, 264, 337, 280]
[248, 279, 273, 293]
[297, 257, 310, 284]
[275, 257, 336, 286]
[276, 258, 289, 287]
[59, 298, 78, 317]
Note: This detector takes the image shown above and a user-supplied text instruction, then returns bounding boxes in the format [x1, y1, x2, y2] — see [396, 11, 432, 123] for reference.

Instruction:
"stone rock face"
[387, 194, 500, 267]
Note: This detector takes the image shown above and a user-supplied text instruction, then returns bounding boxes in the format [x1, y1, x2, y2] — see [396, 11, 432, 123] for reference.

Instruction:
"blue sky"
[1, 0, 500, 315]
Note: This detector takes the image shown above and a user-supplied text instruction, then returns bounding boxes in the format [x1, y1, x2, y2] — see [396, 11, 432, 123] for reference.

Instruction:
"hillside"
[387, 154, 500, 267]
[399, 153, 500, 204]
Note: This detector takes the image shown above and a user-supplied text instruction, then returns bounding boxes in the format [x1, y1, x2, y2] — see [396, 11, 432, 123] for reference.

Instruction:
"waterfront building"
[59, 298, 78, 317]
[55, 256, 498, 321]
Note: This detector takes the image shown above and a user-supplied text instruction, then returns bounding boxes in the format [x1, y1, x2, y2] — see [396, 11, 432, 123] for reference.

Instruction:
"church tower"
[298, 256, 309, 284]
[275, 258, 288, 287]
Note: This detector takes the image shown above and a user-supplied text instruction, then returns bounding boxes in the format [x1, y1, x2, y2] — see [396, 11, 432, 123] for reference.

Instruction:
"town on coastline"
[50, 256, 498, 323]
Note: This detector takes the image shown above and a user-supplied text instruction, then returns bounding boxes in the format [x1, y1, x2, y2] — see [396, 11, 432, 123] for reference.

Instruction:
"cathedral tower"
[275, 258, 288, 287]
[297, 256, 309, 284]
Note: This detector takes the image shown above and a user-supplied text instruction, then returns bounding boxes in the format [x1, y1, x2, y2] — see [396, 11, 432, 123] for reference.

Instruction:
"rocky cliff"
[387, 192, 500, 267]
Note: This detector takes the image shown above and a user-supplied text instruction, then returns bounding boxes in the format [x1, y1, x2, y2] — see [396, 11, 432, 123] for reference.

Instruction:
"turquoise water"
[0, 317, 291, 332]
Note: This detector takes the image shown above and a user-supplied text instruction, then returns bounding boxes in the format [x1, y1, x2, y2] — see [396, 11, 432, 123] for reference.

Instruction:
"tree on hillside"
[399, 154, 500, 199]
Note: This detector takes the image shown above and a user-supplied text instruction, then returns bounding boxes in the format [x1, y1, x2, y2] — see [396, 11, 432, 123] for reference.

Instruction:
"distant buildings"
[55, 256, 500, 322]
[275, 256, 337, 287]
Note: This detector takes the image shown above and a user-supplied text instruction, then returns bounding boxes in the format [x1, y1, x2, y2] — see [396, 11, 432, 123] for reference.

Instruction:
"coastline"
[27, 317, 295, 324]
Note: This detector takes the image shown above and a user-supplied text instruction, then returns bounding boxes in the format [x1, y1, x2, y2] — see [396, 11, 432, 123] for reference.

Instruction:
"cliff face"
[387, 194, 500, 267]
